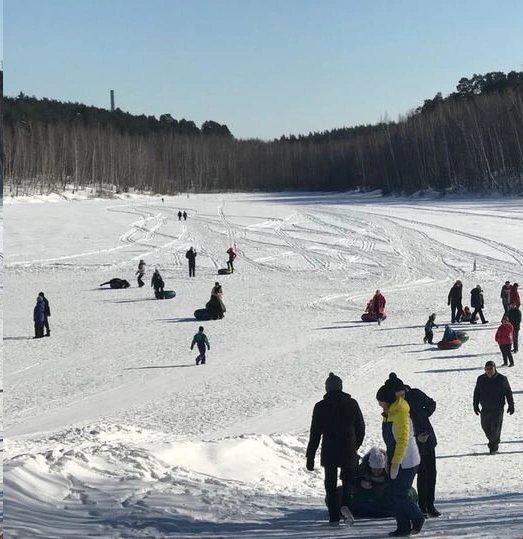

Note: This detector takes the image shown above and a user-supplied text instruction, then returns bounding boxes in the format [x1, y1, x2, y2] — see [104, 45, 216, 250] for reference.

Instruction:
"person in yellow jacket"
[376, 384, 425, 537]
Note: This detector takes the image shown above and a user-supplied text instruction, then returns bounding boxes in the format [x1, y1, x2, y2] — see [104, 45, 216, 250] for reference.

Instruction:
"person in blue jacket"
[191, 326, 210, 365]
[33, 296, 45, 338]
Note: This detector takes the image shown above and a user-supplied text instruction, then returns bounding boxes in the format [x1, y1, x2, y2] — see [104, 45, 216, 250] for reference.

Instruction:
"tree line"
[3, 70, 523, 196]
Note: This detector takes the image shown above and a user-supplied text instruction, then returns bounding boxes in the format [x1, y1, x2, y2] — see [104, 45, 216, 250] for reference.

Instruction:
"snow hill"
[3, 191, 523, 538]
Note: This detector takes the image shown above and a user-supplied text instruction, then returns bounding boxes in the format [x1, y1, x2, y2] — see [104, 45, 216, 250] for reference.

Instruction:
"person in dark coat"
[182, 210, 187, 221]
[206, 282, 225, 319]
[447, 280, 463, 323]
[100, 278, 131, 289]
[136, 260, 146, 288]
[306, 372, 365, 526]
[470, 284, 488, 324]
[385, 373, 440, 518]
[151, 268, 165, 299]
[38, 292, 51, 337]
[177, 210, 182, 221]
[185, 247, 197, 277]
[507, 303, 521, 353]
[33, 296, 45, 338]
[473, 360, 514, 454]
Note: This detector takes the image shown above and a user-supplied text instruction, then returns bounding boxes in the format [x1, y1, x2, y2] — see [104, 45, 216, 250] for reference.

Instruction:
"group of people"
[447, 281, 489, 325]
[33, 292, 51, 338]
[177, 210, 188, 221]
[363, 290, 387, 324]
[306, 372, 438, 536]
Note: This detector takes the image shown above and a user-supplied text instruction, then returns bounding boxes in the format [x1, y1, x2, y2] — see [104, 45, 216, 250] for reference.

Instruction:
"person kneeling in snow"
[442, 325, 457, 342]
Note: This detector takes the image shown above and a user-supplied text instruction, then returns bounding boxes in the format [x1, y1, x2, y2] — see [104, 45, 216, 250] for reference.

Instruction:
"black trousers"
[417, 448, 437, 512]
[499, 344, 514, 365]
[227, 258, 234, 272]
[324, 465, 357, 523]
[424, 328, 434, 343]
[34, 321, 44, 338]
[471, 307, 486, 323]
[189, 263, 195, 277]
[450, 303, 462, 323]
[480, 409, 504, 450]
[137, 274, 145, 287]
[43, 317, 50, 335]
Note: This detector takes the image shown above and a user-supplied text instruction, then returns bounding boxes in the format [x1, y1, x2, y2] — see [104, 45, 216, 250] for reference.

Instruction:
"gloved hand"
[306, 457, 314, 471]
[474, 406, 480, 416]
[389, 463, 400, 480]
[508, 406, 515, 415]
[417, 432, 430, 443]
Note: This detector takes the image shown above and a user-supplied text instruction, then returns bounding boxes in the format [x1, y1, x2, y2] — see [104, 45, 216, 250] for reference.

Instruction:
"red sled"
[437, 339, 462, 350]
[361, 312, 387, 322]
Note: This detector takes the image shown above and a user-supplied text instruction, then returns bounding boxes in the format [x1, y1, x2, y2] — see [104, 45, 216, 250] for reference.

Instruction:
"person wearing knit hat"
[306, 373, 365, 527]
[376, 384, 425, 536]
[358, 447, 388, 492]
[385, 373, 441, 518]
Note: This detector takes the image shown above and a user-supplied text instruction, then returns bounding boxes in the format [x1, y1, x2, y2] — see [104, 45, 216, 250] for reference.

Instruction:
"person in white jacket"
[376, 384, 425, 537]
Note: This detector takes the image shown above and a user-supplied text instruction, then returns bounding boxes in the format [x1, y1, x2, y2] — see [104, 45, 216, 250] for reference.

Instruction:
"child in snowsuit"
[136, 260, 146, 287]
[191, 326, 210, 365]
[442, 325, 457, 342]
[423, 314, 438, 344]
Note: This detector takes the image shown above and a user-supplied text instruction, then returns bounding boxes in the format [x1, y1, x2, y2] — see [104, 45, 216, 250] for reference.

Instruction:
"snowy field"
[3, 191, 523, 538]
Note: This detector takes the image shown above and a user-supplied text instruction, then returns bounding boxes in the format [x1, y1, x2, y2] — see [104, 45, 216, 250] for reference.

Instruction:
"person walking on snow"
[372, 290, 386, 325]
[500, 281, 511, 315]
[470, 284, 488, 324]
[447, 280, 463, 323]
[136, 260, 146, 288]
[376, 384, 425, 536]
[33, 296, 45, 338]
[507, 303, 521, 353]
[191, 326, 210, 365]
[423, 314, 438, 344]
[384, 373, 440, 519]
[183, 210, 187, 221]
[509, 283, 520, 308]
[226, 246, 236, 273]
[306, 372, 365, 527]
[495, 316, 514, 367]
[473, 361, 514, 454]
[38, 291, 51, 337]
[185, 246, 197, 277]
[177, 210, 182, 221]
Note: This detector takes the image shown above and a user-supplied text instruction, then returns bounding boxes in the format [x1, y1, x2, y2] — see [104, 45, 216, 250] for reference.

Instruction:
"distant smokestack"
[110, 90, 115, 112]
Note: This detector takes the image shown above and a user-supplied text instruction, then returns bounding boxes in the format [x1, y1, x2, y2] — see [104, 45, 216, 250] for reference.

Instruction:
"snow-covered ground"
[3, 191, 523, 538]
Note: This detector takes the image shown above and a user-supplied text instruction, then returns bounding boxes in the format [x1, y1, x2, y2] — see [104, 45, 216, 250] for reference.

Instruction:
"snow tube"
[437, 339, 462, 350]
[194, 309, 212, 321]
[217, 268, 232, 275]
[162, 290, 177, 299]
[361, 312, 387, 322]
[455, 331, 469, 343]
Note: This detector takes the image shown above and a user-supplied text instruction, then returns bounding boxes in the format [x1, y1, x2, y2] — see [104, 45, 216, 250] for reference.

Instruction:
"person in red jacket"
[495, 316, 514, 367]
[372, 290, 386, 325]
[509, 283, 520, 308]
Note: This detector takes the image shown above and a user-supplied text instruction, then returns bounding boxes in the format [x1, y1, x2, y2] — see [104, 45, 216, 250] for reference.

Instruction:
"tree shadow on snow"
[377, 343, 420, 348]
[106, 298, 158, 304]
[438, 449, 523, 459]
[3, 336, 35, 341]
[157, 317, 197, 323]
[374, 325, 423, 331]
[314, 324, 363, 330]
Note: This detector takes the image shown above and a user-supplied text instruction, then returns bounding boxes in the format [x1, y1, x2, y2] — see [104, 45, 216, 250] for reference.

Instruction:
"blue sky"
[3, 0, 523, 140]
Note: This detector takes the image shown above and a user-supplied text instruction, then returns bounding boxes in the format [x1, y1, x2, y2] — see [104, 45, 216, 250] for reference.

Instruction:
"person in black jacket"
[306, 372, 365, 527]
[185, 247, 197, 277]
[151, 268, 165, 299]
[38, 292, 51, 337]
[470, 284, 488, 324]
[385, 373, 440, 518]
[447, 280, 463, 323]
[473, 361, 514, 454]
[507, 304, 521, 353]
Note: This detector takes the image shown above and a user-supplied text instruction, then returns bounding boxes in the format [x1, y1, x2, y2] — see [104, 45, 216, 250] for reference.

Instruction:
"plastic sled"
[437, 338, 462, 350]
[455, 331, 469, 343]
[217, 268, 232, 275]
[361, 312, 387, 322]
[162, 290, 177, 299]
[194, 309, 212, 321]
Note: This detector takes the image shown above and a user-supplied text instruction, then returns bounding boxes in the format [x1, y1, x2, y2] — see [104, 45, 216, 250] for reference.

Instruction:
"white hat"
[368, 447, 387, 469]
